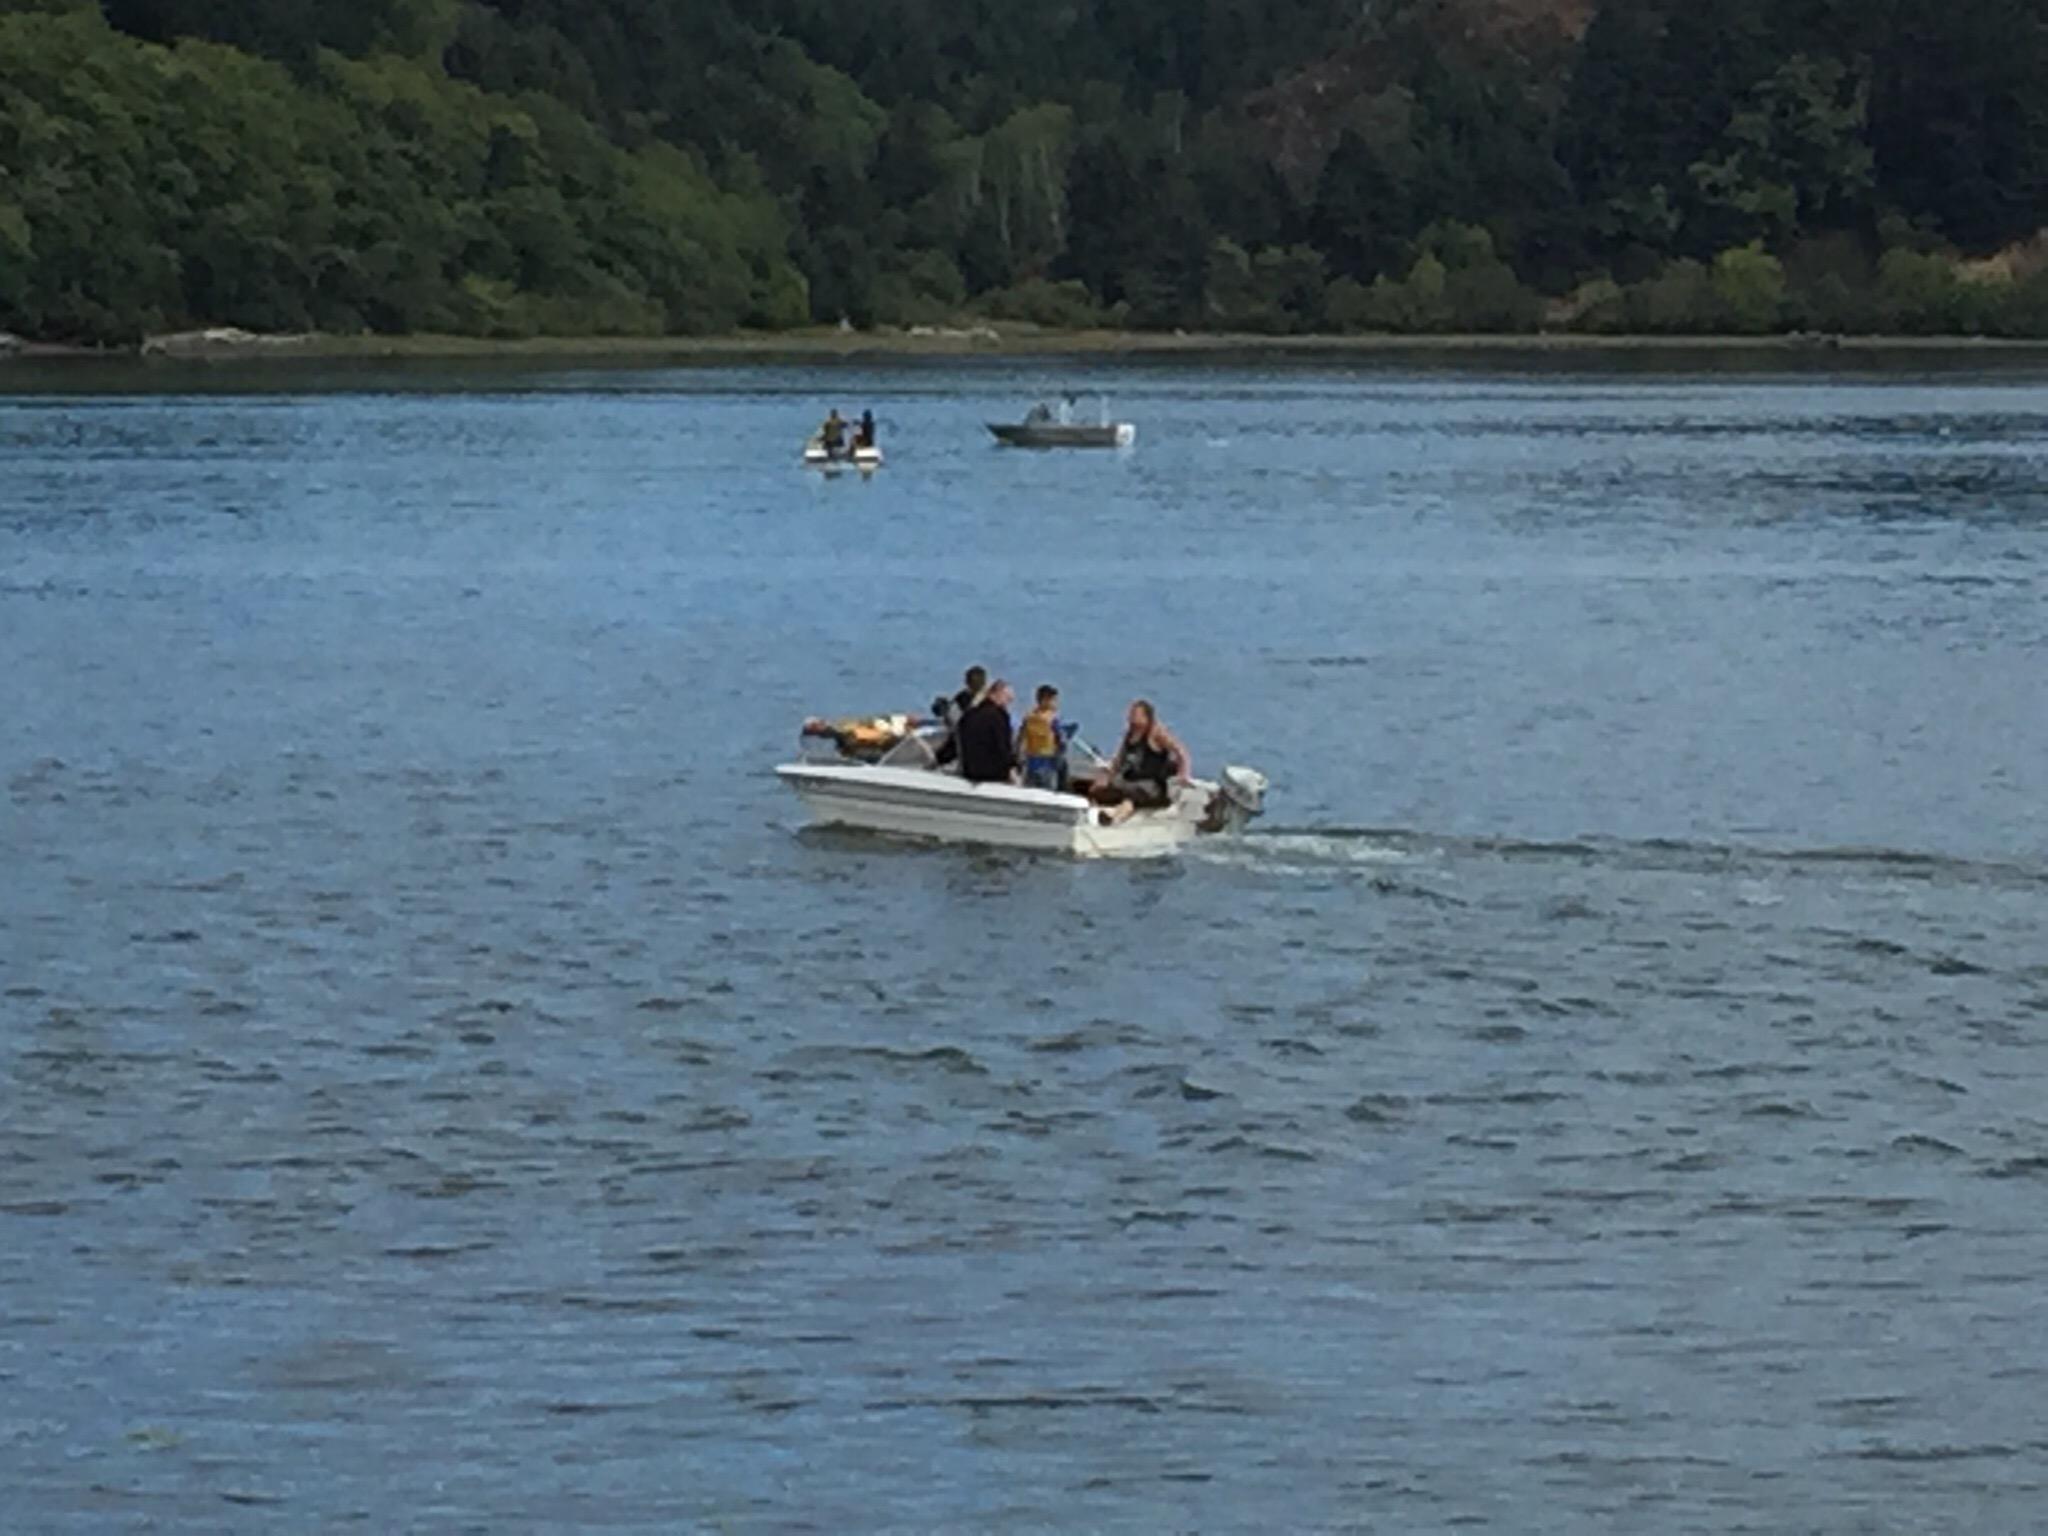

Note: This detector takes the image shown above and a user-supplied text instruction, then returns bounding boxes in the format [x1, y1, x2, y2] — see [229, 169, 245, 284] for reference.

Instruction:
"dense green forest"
[3, 0, 2047, 343]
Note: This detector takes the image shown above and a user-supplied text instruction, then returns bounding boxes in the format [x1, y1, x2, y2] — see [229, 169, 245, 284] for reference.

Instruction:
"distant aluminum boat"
[988, 395, 1135, 449]
[988, 420, 1135, 449]
[778, 727, 1266, 858]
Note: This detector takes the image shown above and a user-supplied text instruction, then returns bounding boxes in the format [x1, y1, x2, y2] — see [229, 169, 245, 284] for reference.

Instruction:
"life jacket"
[1019, 710, 1061, 759]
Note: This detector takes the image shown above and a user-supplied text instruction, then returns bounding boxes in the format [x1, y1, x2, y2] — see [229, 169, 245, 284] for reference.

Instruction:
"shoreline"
[9, 326, 2048, 364]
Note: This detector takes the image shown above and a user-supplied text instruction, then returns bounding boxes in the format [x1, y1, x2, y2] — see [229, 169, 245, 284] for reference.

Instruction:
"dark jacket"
[954, 698, 1016, 784]
[933, 684, 981, 767]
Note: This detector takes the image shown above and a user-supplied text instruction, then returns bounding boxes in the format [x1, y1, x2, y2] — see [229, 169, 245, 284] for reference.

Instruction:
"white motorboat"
[803, 436, 883, 471]
[777, 726, 1267, 858]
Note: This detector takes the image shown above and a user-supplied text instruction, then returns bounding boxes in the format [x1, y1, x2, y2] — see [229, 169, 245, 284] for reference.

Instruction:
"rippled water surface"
[5, 351, 2048, 1530]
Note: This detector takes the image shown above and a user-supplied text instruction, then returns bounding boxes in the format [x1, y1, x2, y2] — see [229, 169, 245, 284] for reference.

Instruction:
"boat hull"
[987, 422, 1136, 449]
[777, 762, 1214, 858]
[803, 443, 883, 470]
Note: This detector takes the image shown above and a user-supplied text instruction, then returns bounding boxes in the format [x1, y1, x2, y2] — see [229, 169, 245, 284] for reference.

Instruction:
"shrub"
[1989, 268, 2048, 339]
[868, 249, 968, 327]
[1252, 244, 1327, 332]
[1875, 248, 1983, 334]
[1323, 276, 1373, 333]
[1797, 272, 1868, 332]
[980, 277, 1105, 329]
[1625, 259, 1715, 333]
[1444, 260, 1540, 332]
[1361, 251, 1449, 332]
[1203, 237, 1262, 329]
[1562, 277, 1628, 333]
[1711, 242, 1787, 333]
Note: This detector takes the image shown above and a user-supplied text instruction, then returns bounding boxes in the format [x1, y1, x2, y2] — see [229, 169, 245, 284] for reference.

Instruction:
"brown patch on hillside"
[1957, 232, 2048, 283]
[1240, 52, 1402, 195]
[1411, 0, 1596, 45]
[1242, 0, 1594, 195]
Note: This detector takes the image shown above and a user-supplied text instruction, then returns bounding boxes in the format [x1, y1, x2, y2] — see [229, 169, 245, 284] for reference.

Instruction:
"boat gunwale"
[775, 761, 1102, 826]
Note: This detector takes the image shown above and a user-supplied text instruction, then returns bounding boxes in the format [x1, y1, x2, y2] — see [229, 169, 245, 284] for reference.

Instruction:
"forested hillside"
[4, 0, 2047, 342]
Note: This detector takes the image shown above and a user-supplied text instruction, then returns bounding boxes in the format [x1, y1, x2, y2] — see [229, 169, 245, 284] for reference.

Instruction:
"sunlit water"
[4, 351, 2048, 1530]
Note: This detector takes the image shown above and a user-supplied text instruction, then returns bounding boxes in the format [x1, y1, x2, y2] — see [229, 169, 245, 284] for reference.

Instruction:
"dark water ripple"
[4, 357, 2048, 1529]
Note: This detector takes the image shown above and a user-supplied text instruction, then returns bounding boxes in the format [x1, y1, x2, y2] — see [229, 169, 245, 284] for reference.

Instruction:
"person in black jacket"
[954, 679, 1018, 784]
[952, 665, 987, 718]
[933, 664, 987, 767]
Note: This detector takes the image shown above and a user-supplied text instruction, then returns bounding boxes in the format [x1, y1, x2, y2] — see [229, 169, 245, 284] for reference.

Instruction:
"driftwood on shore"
[139, 328, 312, 358]
[905, 324, 1001, 342]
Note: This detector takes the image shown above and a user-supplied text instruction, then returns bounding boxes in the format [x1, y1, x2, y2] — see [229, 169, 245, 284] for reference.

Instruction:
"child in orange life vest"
[1017, 684, 1070, 791]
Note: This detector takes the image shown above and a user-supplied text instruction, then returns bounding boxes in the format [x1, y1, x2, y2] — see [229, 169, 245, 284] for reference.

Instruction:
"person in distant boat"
[955, 679, 1019, 785]
[1091, 699, 1190, 821]
[856, 408, 877, 449]
[933, 664, 988, 767]
[1017, 683, 1069, 791]
[820, 408, 847, 452]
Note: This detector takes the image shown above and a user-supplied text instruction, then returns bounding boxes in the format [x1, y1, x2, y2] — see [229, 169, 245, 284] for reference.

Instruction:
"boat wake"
[1188, 829, 1428, 872]
[1195, 825, 2048, 891]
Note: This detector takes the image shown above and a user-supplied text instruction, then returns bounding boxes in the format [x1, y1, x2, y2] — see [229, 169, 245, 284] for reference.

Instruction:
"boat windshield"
[879, 726, 945, 769]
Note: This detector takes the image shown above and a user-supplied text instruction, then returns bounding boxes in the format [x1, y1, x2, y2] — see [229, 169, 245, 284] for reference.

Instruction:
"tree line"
[3, 0, 2046, 343]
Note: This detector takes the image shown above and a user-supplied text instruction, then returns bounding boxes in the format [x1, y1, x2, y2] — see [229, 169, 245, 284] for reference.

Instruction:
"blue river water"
[4, 349, 2048, 1530]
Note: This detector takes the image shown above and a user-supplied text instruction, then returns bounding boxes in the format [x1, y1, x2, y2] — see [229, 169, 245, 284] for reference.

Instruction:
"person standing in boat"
[1091, 699, 1190, 820]
[1016, 684, 1069, 791]
[955, 679, 1019, 785]
[933, 665, 988, 767]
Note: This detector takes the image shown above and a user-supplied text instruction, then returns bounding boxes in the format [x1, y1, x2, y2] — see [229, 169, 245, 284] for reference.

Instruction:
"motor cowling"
[1197, 766, 1268, 832]
[1218, 766, 1268, 819]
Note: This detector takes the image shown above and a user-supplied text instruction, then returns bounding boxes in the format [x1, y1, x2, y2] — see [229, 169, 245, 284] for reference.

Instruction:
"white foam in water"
[1192, 831, 1422, 873]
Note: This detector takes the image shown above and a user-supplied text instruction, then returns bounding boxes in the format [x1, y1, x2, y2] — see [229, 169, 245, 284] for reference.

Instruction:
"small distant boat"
[988, 396, 1135, 449]
[803, 436, 882, 471]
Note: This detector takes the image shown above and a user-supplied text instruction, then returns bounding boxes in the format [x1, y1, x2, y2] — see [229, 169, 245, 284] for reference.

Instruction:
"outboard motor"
[1201, 766, 1269, 832]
